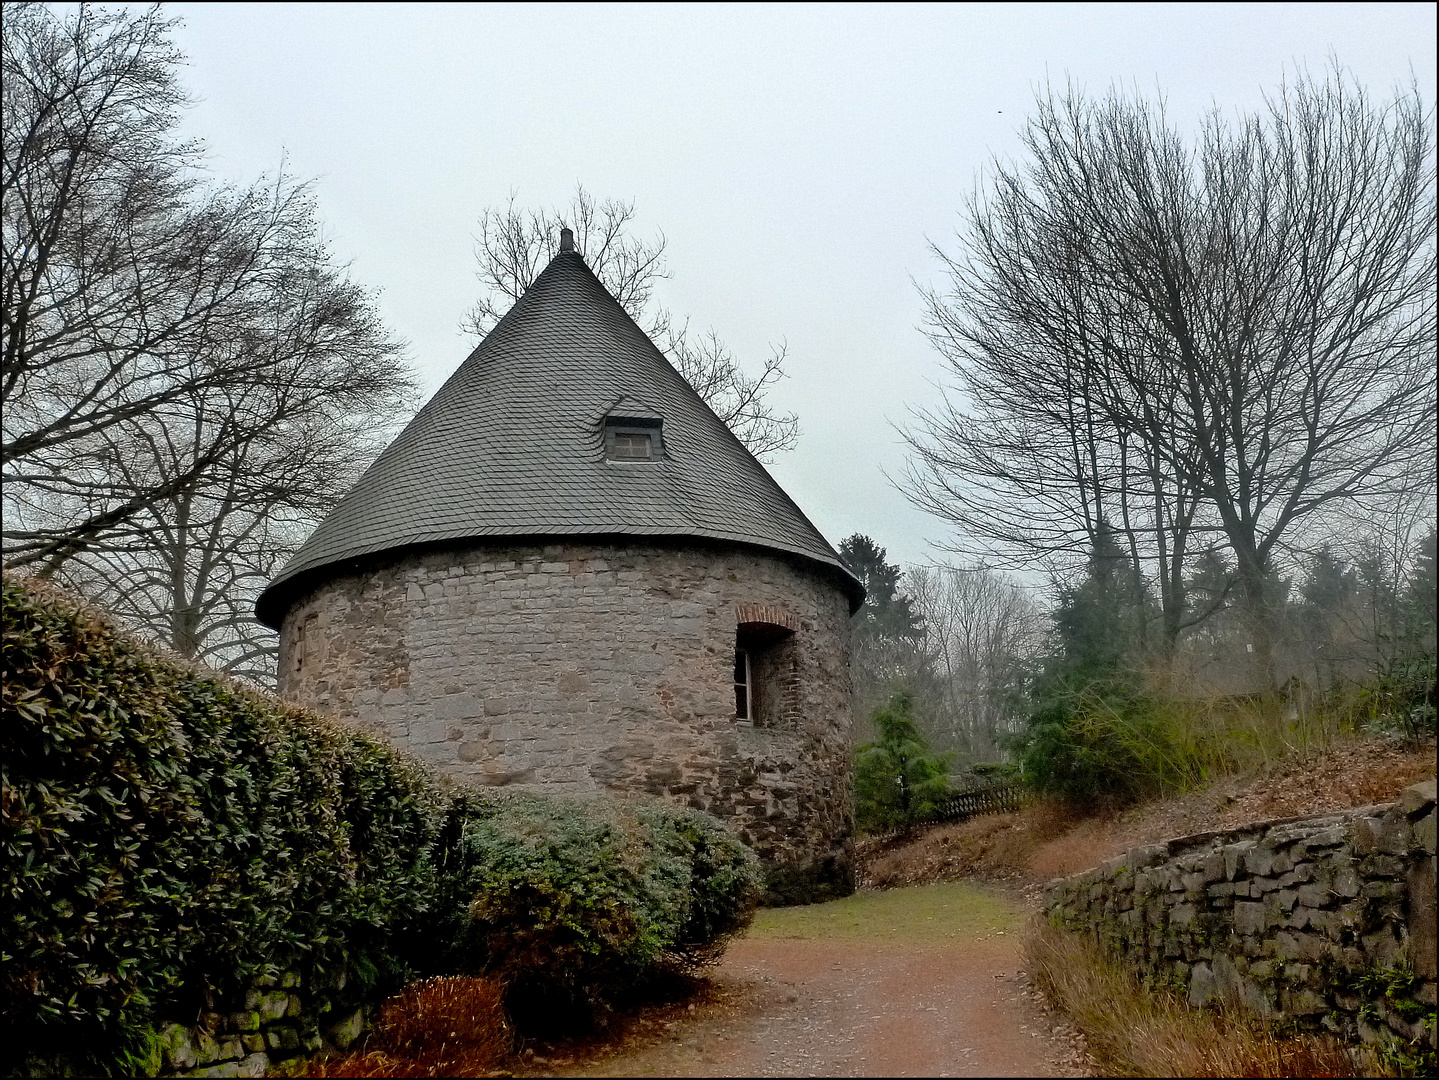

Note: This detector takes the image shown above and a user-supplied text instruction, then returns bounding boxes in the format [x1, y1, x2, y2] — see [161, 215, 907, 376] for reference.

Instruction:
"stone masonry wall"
[274, 540, 855, 899]
[1045, 780, 1437, 1057]
[147, 962, 369, 1078]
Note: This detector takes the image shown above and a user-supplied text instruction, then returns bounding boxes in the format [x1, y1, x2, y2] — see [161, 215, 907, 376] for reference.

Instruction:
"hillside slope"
[859, 737, 1437, 892]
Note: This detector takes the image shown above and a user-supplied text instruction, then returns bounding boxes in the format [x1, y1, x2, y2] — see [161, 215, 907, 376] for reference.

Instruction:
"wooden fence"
[861, 782, 1027, 843]
[918, 782, 1025, 826]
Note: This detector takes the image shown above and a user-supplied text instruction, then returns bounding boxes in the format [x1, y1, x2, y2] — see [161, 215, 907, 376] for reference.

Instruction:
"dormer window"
[611, 431, 653, 460]
[603, 398, 665, 463]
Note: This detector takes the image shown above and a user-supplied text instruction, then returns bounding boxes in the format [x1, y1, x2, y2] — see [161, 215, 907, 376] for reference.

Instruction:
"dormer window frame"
[604, 416, 664, 464]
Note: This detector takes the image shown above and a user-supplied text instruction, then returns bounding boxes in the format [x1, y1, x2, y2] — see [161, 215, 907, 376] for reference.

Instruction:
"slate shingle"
[255, 249, 862, 628]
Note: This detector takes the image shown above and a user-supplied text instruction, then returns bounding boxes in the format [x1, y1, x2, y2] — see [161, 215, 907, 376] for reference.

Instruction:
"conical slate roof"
[256, 247, 863, 628]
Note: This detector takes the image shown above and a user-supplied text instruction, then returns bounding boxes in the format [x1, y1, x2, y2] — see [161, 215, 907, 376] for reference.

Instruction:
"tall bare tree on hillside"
[465, 187, 799, 458]
[908, 66, 1436, 689]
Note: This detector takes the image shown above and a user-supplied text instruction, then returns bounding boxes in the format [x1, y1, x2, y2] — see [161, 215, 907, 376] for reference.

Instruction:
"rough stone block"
[1275, 931, 1327, 963]
[1380, 1004, 1429, 1044]
[159, 1023, 197, 1071]
[1296, 825, 1346, 852]
[1360, 853, 1407, 878]
[1171, 903, 1199, 927]
[228, 1011, 259, 1033]
[1360, 879, 1405, 901]
[1361, 925, 1407, 969]
[1189, 962, 1216, 1007]
[1332, 858, 1362, 898]
[1235, 901, 1267, 936]
[1277, 863, 1314, 887]
[1244, 843, 1278, 878]
[1354, 813, 1407, 856]
[325, 1008, 365, 1051]
[1401, 779, 1436, 817]
[1201, 850, 1226, 883]
[264, 1026, 302, 1055]
[255, 991, 289, 1023]
[1225, 841, 1255, 881]
[1413, 811, 1437, 856]
[191, 1030, 220, 1066]
[1284, 987, 1328, 1015]
[1295, 883, 1333, 907]
[236, 1054, 269, 1078]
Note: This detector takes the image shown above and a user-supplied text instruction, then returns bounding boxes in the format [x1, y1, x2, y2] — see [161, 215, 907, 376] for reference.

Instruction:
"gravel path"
[531, 883, 1089, 1078]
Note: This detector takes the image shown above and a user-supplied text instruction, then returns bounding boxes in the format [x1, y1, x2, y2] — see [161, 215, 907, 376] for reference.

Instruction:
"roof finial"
[559, 227, 574, 253]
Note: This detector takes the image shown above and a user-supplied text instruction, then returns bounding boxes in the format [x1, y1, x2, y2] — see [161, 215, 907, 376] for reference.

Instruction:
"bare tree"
[465, 186, 799, 458]
[49, 281, 413, 680]
[909, 65, 1436, 690]
[2, 3, 413, 676]
[2, 4, 411, 575]
[906, 563, 1045, 761]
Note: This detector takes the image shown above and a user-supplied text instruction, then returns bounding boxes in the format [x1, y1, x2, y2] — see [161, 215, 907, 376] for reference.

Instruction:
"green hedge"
[2, 576, 447, 1072]
[1, 575, 759, 1072]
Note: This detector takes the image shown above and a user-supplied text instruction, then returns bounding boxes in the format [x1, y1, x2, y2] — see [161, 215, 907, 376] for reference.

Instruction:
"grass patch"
[1026, 919, 1381, 1077]
[750, 881, 1022, 943]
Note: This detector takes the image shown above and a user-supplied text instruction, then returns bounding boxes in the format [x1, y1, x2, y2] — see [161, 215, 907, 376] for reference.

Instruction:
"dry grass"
[300, 977, 511, 1078]
[1026, 919, 1381, 1078]
[859, 798, 1077, 888]
[858, 735, 1437, 890]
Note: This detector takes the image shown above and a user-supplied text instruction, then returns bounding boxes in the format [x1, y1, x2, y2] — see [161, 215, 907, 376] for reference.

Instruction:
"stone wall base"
[1045, 780, 1437, 1060]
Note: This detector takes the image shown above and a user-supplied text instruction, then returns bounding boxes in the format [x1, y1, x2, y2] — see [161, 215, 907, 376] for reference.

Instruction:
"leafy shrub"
[1, 574, 761, 1068]
[1356, 655, 1438, 742]
[437, 794, 760, 1018]
[853, 693, 952, 833]
[1, 575, 448, 1073]
[1014, 680, 1196, 806]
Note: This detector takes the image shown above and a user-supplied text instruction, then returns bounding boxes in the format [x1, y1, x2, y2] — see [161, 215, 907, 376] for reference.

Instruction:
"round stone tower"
[256, 233, 864, 900]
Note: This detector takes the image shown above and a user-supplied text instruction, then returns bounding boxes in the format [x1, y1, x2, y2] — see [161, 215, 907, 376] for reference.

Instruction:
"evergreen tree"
[1403, 529, 1437, 654]
[853, 693, 951, 833]
[840, 535, 927, 738]
[1296, 545, 1359, 688]
[1049, 521, 1147, 686]
[1013, 526, 1164, 805]
[839, 535, 923, 645]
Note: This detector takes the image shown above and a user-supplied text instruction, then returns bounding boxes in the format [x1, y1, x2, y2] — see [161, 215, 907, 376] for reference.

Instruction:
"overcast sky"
[160, 2, 1436, 569]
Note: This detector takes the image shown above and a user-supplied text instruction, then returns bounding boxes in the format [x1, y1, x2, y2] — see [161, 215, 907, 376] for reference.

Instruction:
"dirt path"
[524, 882, 1088, 1078]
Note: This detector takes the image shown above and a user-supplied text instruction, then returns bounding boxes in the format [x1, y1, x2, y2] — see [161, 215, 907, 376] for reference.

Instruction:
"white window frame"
[611, 431, 653, 460]
[734, 647, 752, 723]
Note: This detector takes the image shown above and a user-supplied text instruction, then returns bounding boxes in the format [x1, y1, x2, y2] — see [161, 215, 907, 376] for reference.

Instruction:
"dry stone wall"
[275, 540, 856, 900]
[149, 962, 368, 1078]
[1045, 780, 1437, 1058]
